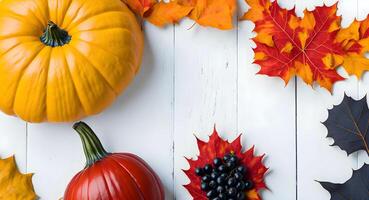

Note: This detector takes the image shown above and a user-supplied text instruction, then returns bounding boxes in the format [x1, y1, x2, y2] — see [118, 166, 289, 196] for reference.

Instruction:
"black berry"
[202, 175, 211, 182]
[227, 187, 237, 197]
[216, 185, 225, 194]
[213, 157, 222, 167]
[218, 193, 226, 200]
[229, 155, 238, 164]
[227, 177, 237, 186]
[216, 175, 225, 185]
[236, 166, 245, 174]
[195, 167, 204, 176]
[201, 182, 210, 191]
[234, 172, 243, 180]
[209, 180, 217, 189]
[244, 180, 254, 190]
[204, 164, 213, 174]
[210, 171, 219, 179]
[236, 181, 245, 191]
[226, 161, 236, 169]
[236, 192, 245, 199]
[206, 190, 216, 198]
[223, 154, 231, 162]
[218, 165, 227, 172]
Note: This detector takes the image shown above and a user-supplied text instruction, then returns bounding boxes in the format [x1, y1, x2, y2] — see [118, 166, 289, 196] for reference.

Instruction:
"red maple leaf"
[242, 0, 353, 91]
[183, 128, 268, 200]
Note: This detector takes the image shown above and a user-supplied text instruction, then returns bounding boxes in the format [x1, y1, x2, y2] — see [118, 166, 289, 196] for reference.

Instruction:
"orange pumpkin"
[0, 0, 143, 122]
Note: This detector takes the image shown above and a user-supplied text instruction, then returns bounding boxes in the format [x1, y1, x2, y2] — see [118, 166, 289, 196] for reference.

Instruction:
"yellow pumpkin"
[0, 0, 143, 122]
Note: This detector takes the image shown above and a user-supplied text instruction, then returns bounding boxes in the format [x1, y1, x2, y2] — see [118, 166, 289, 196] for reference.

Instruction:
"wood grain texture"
[296, 1, 362, 199]
[0, 114, 26, 172]
[174, 18, 238, 199]
[0, 0, 367, 199]
[238, 0, 296, 199]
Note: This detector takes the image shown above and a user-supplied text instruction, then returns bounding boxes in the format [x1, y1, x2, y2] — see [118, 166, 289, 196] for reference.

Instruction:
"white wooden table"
[0, 0, 369, 199]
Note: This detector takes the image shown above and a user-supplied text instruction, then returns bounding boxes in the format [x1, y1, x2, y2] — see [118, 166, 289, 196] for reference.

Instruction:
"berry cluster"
[195, 153, 253, 200]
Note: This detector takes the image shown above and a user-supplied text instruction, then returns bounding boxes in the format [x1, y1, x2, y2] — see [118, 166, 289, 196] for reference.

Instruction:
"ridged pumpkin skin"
[64, 122, 165, 200]
[0, 0, 143, 122]
[64, 153, 165, 200]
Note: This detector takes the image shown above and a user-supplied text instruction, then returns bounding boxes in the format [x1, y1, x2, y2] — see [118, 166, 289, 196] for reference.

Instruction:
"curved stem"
[73, 122, 110, 168]
[40, 21, 71, 47]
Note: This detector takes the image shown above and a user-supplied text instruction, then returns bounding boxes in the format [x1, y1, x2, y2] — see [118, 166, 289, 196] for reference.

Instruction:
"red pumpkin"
[64, 122, 164, 200]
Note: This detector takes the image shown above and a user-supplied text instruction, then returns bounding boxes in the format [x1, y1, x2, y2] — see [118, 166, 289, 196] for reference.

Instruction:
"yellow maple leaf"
[336, 17, 369, 78]
[0, 156, 36, 200]
[145, 1, 193, 27]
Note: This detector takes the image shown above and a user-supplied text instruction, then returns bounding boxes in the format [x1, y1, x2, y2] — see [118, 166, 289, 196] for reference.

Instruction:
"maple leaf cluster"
[183, 128, 267, 200]
[242, 0, 369, 92]
[122, 0, 236, 30]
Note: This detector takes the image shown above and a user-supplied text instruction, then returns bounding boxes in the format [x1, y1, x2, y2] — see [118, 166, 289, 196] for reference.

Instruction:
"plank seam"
[172, 23, 176, 200]
[295, 76, 298, 200]
[236, 5, 239, 139]
[26, 122, 28, 173]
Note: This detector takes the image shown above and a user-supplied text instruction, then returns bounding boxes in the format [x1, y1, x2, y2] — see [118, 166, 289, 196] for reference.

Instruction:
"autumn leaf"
[242, 0, 346, 91]
[122, 0, 236, 30]
[122, 0, 157, 16]
[319, 164, 369, 199]
[178, 0, 236, 30]
[145, 1, 193, 27]
[0, 156, 36, 200]
[323, 94, 369, 156]
[336, 16, 369, 78]
[183, 128, 267, 200]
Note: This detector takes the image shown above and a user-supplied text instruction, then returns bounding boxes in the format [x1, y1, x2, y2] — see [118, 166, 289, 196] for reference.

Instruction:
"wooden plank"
[238, 0, 297, 199]
[26, 123, 82, 200]
[296, 1, 359, 199]
[173, 19, 238, 199]
[26, 22, 175, 200]
[357, 0, 369, 168]
[0, 114, 26, 172]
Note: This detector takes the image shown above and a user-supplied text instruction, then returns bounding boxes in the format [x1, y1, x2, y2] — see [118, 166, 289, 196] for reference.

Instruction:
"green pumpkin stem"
[73, 122, 110, 168]
[40, 21, 71, 47]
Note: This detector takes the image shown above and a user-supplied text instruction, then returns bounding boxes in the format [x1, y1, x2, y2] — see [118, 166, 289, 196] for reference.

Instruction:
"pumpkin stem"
[40, 21, 71, 47]
[73, 122, 110, 168]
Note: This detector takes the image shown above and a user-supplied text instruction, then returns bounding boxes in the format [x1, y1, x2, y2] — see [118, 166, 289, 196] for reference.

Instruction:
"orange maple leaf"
[183, 128, 267, 200]
[123, 0, 157, 16]
[242, 0, 347, 91]
[123, 0, 236, 30]
[145, 1, 193, 27]
[336, 16, 369, 78]
[179, 0, 236, 30]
